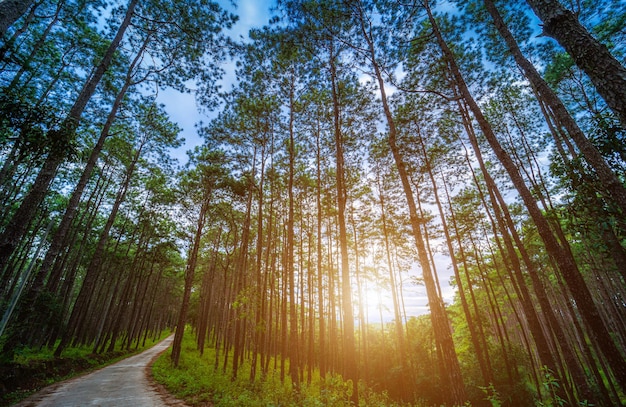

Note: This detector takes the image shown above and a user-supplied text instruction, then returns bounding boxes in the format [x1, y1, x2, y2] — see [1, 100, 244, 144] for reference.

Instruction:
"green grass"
[151, 332, 413, 407]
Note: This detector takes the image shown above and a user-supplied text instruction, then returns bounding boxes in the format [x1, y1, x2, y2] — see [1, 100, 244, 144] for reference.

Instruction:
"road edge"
[145, 336, 192, 407]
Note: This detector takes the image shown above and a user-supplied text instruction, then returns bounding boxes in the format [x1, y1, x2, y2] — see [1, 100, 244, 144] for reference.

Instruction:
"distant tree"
[171, 148, 229, 366]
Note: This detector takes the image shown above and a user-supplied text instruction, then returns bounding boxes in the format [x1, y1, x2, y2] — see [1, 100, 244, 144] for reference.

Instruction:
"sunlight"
[354, 279, 395, 324]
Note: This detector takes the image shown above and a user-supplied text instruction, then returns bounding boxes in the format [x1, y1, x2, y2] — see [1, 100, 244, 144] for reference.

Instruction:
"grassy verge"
[0, 332, 170, 406]
[151, 332, 407, 407]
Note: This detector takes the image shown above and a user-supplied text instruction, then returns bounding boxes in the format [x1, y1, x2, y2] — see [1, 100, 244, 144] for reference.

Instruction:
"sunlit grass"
[152, 330, 418, 407]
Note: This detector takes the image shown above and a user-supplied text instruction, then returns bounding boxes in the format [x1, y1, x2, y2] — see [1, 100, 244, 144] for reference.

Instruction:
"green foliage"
[542, 52, 575, 88]
[534, 367, 597, 407]
[479, 384, 502, 407]
[152, 333, 419, 407]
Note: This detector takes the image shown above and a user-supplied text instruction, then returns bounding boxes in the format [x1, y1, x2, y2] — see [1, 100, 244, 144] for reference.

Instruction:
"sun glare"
[354, 280, 396, 324]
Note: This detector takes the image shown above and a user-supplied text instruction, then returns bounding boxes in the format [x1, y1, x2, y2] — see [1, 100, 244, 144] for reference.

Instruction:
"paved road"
[14, 335, 179, 407]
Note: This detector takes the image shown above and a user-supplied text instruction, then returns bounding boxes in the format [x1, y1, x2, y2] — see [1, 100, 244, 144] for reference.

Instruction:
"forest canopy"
[1, 0, 625, 406]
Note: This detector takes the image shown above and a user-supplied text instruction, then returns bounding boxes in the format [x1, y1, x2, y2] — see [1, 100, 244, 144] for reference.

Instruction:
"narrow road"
[14, 335, 181, 407]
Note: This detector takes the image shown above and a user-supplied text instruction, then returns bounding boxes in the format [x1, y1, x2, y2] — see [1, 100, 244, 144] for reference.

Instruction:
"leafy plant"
[479, 383, 502, 407]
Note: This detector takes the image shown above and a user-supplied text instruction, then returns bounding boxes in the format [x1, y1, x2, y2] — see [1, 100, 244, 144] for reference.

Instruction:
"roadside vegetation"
[152, 329, 588, 407]
[152, 330, 401, 407]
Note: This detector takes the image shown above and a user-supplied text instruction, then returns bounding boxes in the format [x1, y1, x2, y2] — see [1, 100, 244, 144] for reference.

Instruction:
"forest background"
[0, 0, 625, 406]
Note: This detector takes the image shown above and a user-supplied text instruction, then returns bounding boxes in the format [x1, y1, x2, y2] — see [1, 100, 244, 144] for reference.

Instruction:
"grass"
[151, 332, 411, 407]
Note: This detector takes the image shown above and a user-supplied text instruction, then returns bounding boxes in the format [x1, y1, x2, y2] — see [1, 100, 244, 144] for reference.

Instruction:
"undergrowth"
[151, 333, 413, 407]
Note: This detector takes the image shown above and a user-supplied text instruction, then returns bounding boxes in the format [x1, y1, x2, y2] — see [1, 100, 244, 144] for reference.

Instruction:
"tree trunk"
[231, 170, 254, 379]
[524, 0, 626, 128]
[329, 43, 358, 405]
[419, 133, 493, 386]
[315, 119, 327, 378]
[286, 70, 301, 391]
[171, 196, 209, 365]
[374, 164, 409, 390]
[0, 0, 35, 37]
[249, 138, 265, 382]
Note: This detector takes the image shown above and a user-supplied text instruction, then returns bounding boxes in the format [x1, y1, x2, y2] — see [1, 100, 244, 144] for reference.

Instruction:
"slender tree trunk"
[350, 213, 368, 384]
[286, 71, 300, 391]
[306, 227, 315, 385]
[329, 43, 358, 405]
[231, 170, 254, 379]
[250, 139, 266, 382]
[374, 163, 409, 391]
[315, 120, 326, 379]
[419, 134, 493, 386]
[357, 2, 466, 401]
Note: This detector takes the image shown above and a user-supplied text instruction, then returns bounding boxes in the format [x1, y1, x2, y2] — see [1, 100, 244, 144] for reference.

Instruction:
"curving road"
[14, 335, 184, 407]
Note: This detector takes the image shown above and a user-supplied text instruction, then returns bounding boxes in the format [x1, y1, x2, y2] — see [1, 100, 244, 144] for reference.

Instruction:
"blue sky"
[161, 0, 275, 165]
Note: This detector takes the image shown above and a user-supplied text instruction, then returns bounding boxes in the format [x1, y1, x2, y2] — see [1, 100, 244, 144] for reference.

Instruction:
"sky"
[158, 0, 457, 323]
[160, 0, 275, 165]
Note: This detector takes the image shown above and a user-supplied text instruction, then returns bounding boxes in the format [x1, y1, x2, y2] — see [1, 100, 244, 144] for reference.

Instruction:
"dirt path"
[13, 335, 186, 407]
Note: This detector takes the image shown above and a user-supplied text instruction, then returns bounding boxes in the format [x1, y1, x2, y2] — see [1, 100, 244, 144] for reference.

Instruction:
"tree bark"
[0, 0, 34, 38]
[524, 0, 626, 128]
[171, 195, 211, 366]
[286, 70, 301, 391]
[315, 119, 326, 378]
[329, 43, 358, 405]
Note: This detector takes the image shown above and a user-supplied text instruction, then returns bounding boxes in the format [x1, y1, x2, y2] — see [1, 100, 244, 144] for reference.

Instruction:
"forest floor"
[1, 335, 186, 407]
